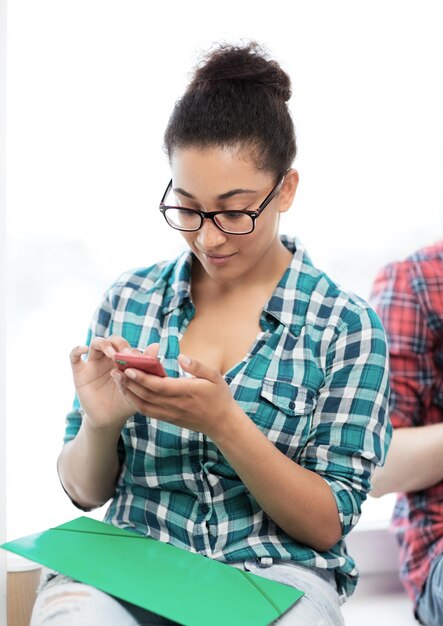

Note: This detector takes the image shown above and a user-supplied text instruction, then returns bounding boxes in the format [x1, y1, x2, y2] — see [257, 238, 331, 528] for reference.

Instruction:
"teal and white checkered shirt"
[64, 236, 391, 597]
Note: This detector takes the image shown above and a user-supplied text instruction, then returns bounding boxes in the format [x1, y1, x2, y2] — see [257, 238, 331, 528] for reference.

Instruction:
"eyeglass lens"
[164, 208, 253, 233]
[162, 188, 255, 233]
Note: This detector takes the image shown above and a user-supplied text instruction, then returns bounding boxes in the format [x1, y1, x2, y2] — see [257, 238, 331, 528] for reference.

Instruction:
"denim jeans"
[416, 553, 443, 626]
[30, 559, 345, 626]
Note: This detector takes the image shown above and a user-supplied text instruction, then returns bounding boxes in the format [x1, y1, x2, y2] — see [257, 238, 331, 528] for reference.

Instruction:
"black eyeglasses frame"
[158, 175, 286, 235]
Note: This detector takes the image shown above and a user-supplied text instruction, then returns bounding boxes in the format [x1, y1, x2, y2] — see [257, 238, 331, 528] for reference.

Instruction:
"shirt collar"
[264, 236, 319, 335]
[156, 236, 319, 335]
[156, 249, 194, 315]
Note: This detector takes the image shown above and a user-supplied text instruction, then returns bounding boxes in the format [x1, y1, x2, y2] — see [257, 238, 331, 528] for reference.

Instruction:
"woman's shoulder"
[111, 259, 173, 293]
[106, 250, 191, 299]
[313, 271, 383, 337]
[286, 237, 382, 335]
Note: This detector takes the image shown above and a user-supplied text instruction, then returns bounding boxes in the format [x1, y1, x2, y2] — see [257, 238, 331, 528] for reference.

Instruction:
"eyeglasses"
[159, 175, 285, 235]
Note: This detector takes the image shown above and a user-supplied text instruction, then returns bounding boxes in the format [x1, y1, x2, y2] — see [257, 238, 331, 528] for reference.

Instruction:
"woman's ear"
[277, 169, 299, 214]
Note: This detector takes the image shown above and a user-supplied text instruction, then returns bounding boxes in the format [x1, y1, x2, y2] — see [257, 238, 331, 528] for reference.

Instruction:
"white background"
[6, 0, 443, 540]
[1, 0, 7, 619]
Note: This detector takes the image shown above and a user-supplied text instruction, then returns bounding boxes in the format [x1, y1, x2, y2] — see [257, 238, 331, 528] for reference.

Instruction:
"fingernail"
[111, 371, 122, 382]
[106, 347, 116, 357]
[179, 354, 191, 366]
[125, 369, 137, 380]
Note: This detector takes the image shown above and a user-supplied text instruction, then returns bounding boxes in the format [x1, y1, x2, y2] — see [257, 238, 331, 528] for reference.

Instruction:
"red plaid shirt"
[370, 241, 443, 607]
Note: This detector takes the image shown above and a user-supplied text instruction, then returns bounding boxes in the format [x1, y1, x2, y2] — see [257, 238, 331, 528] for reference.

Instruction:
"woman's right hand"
[69, 336, 138, 431]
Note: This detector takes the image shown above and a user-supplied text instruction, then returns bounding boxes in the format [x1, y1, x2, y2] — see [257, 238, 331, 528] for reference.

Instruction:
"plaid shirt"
[65, 236, 390, 597]
[370, 241, 443, 607]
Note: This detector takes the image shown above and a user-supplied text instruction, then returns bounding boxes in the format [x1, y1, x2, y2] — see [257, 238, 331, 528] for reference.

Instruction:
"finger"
[108, 335, 132, 351]
[143, 343, 160, 358]
[88, 337, 115, 360]
[118, 385, 172, 422]
[69, 345, 89, 366]
[89, 336, 132, 360]
[119, 379, 163, 406]
[113, 380, 140, 412]
[123, 368, 182, 397]
[177, 354, 221, 384]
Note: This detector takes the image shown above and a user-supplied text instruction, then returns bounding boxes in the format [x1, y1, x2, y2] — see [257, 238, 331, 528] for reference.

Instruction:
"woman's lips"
[201, 252, 236, 265]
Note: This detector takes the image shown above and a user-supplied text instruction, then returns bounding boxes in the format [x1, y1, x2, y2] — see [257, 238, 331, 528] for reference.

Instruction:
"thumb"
[178, 353, 220, 384]
[143, 343, 160, 358]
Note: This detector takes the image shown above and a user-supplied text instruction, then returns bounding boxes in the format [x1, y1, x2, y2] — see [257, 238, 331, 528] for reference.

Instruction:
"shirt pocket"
[253, 378, 318, 460]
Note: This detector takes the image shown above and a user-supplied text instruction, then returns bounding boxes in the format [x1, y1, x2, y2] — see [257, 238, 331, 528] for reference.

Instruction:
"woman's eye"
[224, 212, 245, 219]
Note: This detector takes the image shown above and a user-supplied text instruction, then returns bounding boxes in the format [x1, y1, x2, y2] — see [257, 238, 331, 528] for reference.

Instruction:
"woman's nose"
[196, 218, 227, 249]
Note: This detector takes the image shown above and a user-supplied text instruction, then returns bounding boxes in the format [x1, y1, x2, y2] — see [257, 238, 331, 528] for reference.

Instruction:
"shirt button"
[192, 464, 200, 473]
[199, 504, 209, 515]
[258, 339, 266, 347]
[225, 377, 232, 385]
[289, 400, 296, 410]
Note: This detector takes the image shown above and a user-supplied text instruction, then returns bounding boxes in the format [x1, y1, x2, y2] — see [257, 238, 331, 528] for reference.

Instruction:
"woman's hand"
[70, 336, 139, 431]
[110, 346, 343, 550]
[111, 349, 241, 441]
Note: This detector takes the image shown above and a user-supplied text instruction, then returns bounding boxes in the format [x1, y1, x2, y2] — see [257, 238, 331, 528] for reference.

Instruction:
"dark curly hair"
[164, 42, 296, 177]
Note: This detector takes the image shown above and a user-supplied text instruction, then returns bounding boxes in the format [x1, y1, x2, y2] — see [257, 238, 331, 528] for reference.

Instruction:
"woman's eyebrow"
[173, 187, 257, 200]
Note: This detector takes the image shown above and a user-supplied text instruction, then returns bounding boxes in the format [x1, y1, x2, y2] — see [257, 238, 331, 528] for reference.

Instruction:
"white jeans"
[30, 560, 345, 626]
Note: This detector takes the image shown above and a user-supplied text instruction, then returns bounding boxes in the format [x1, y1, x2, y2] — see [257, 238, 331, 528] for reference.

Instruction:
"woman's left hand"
[110, 345, 240, 440]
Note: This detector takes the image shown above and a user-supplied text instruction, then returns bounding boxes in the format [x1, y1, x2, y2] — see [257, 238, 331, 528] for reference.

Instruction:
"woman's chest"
[179, 303, 263, 376]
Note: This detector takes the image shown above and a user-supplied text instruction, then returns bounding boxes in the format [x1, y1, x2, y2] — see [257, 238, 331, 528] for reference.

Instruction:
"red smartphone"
[113, 352, 167, 377]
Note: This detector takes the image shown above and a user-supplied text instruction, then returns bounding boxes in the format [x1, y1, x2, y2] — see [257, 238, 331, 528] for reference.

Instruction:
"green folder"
[1, 516, 304, 625]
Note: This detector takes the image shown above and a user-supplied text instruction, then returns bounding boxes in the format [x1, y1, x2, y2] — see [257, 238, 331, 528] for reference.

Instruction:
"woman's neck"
[191, 237, 292, 300]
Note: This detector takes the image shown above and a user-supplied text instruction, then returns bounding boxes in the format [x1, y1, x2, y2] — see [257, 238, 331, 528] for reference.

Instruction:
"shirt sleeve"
[63, 285, 114, 445]
[63, 260, 166, 447]
[61, 285, 127, 510]
[299, 305, 391, 536]
[369, 262, 437, 429]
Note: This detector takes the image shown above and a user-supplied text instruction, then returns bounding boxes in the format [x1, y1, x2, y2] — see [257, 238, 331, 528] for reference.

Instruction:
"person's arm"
[57, 416, 122, 509]
[371, 424, 443, 496]
[58, 264, 170, 510]
[118, 358, 342, 552]
[210, 403, 343, 552]
[58, 336, 138, 509]
[212, 310, 389, 551]
[369, 262, 439, 496]
[115, 305, 390, 552]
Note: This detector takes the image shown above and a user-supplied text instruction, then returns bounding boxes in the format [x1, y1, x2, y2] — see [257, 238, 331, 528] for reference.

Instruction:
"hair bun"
[164, 40, 297, 175]
[190, 41, 292, 102]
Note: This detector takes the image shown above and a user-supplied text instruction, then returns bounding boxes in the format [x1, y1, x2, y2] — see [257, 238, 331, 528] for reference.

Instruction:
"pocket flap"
[261, 379, 318, 416]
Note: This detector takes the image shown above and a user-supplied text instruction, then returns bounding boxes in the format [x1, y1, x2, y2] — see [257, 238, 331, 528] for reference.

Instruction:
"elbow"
[369, 484, 386, 498]
[307, 527, 342, 552]
[59, 475, 111, 511]
[369, 466, 391, 498]
[291, 519, 342, 553]
[314, 536, 341, 553]
[317, 525, 343, 552]
[57, 454, 116, 510]
[61, 471, 116, 510]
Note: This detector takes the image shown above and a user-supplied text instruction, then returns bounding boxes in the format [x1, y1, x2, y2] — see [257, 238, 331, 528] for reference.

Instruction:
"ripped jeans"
[30, 559, 346, 626]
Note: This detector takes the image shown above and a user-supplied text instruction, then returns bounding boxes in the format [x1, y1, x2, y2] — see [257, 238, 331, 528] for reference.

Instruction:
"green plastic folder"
[1, 516, 303, 625]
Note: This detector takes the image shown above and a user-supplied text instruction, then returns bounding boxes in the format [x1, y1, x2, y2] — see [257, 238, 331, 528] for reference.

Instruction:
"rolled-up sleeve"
[300, 305, 392, 536]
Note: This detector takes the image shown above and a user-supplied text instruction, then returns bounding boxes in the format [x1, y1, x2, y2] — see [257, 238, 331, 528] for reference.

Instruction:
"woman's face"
[168, 145, 298, 286]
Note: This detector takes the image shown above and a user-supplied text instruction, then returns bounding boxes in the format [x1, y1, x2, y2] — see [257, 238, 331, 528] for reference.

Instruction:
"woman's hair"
[163, 42, 296, 177]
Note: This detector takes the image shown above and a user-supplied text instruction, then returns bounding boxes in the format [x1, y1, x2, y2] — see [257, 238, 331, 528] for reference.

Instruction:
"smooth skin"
[371, 424, 443, 496]
[58, 145, 342, 552]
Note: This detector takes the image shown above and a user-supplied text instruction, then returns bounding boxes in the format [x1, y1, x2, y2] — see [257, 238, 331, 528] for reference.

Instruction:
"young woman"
[31, 42, 391, 625]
